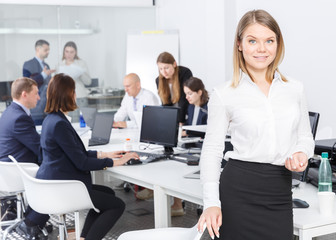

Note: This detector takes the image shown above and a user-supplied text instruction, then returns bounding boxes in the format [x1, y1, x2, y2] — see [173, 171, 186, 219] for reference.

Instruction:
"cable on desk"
[331, 141, 336, 161]
[137, 143, 162, 151]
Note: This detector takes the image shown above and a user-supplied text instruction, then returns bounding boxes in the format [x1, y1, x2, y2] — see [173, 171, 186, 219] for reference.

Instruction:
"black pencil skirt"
[217, 159, 293, 240]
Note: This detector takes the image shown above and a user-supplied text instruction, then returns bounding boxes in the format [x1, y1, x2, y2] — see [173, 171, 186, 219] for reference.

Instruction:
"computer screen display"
[140, 105, 179, 154]
[0, 81, 13, 102]
[85, 78, 99, 88]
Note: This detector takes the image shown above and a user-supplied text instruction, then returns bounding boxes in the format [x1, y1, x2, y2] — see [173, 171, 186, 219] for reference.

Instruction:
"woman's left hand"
[285, 152, 308, 172]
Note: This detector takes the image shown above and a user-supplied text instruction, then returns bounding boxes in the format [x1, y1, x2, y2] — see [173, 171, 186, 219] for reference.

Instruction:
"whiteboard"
[126, 30, 179, 101]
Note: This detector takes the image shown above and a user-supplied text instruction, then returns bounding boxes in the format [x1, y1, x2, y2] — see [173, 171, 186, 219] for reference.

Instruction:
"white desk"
[292, 183, 336, 239]
[91, 128, 336, 239]
[107, 161, 201, 227]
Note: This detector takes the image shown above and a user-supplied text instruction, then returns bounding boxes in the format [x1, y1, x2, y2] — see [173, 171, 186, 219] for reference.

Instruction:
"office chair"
[9, 155, 99, 240]
[117, 223, 204, 240]
[309, 111, 320, 140]
[0, 161, 39, 240]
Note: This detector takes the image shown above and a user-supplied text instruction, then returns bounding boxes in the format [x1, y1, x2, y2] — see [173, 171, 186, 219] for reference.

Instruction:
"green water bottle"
[318, 152, 332, 192]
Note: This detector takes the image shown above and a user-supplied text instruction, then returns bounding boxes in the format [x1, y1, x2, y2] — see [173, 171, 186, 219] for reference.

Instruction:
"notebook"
[88, 113, 114, 146]
[183, 170, 200, 179]
[81, 107, 97, 129]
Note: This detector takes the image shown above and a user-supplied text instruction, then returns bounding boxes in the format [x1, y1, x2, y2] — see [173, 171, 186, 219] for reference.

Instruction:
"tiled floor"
[2, 179, 336, 240]
[2, 181, 211, 240]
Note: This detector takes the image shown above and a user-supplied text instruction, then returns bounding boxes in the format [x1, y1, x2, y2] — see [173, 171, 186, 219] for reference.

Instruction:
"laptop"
[88, 113, 114, 146]
[81, 107, 97, 129]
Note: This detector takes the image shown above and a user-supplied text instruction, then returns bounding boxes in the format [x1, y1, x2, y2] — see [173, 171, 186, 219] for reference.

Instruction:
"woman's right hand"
[197, 206, 222, 239]
[114, 152, 139, 166]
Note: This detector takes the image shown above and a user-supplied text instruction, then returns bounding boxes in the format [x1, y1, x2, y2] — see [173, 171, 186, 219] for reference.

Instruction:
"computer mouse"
[292, 179, 301, 188]
[126, 158, 142, 165]
[292, 198, 309, 208]
[139, 156, 148, 161]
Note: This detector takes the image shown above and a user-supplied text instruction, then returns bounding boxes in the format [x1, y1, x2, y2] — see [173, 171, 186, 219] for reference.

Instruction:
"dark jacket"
[37, 111, 113, 192]
[23, 58, 51, 124]
[155, 66, 192, 123]
[0, 102, 41, 163]
[23, 57, 50, 88]
[185, 102, 208, 126]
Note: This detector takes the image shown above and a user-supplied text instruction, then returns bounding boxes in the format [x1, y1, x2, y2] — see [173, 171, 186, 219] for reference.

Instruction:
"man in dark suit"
[0, 77, 49, 239]
[23, 39, 55, 125]
[0, 77, 41, 164]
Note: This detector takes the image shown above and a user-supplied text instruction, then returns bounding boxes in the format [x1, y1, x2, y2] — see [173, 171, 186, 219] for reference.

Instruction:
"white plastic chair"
[8, 155, 99, 240]
[117, 224, 204, 240]
[0, 160, 38, 240]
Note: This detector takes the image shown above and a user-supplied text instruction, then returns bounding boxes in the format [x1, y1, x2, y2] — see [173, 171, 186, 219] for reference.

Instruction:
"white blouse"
[57, 59, 91, 98]
[200, 72, 315, 210]
[114, 88, 159, 128]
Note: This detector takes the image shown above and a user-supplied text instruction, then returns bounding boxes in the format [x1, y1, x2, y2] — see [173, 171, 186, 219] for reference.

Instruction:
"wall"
[0, 4, 156, 88]
[234, 0, 336, 139]
[155, 0, 226, 90]
[156, 0, 336, 139]
[1, 0, 336, 138]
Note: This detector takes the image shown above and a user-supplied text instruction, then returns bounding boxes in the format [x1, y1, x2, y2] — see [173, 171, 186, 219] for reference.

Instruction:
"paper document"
[58, 65, 84, 79]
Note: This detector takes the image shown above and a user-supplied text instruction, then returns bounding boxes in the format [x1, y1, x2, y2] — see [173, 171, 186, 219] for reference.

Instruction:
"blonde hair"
[232, 9, 287, 87]
[156, 52, 180, 104]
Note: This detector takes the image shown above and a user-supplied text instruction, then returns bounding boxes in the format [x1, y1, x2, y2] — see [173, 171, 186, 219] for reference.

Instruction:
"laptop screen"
[91, 113, 114, 140]
[81, 107, 97, 129]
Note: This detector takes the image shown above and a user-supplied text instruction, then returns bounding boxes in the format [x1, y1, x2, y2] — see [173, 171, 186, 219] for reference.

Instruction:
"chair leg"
[63, 214, 69, 240]
[2, 220, 22, 240]
[74, 212, 80, 240]
[1, 193, 24, 240]
[20, 193, 27, 215]
[58, 214, 68, 240]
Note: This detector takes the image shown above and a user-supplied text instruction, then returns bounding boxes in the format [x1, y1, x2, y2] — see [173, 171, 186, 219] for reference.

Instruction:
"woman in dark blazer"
[36, 73, 138, 240]
[183, 77, 208, 127]
[155, 52, 193, 124]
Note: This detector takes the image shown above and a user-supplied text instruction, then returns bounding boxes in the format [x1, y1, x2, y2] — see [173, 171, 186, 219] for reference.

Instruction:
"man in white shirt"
[113, 73, 159, 128]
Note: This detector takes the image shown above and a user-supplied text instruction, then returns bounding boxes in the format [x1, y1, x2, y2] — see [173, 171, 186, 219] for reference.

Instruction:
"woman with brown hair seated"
[18, 73, 139, 240]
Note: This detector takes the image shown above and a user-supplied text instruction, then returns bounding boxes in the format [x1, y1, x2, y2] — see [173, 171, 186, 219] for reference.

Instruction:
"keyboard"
[133, 151, 168, 164]
[179, 137, 202, 144]
[171, 153, 200, 165]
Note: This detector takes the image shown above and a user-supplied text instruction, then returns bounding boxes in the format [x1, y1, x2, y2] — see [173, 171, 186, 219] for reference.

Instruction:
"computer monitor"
[0, 81, 13, 102]
[85, 78, 99, 88]
[140, 105, 179, 155]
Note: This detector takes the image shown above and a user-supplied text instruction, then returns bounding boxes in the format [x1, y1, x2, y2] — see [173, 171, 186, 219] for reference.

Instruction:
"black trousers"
[217, 159, 293, 240]
[81, 184, 125, 240]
